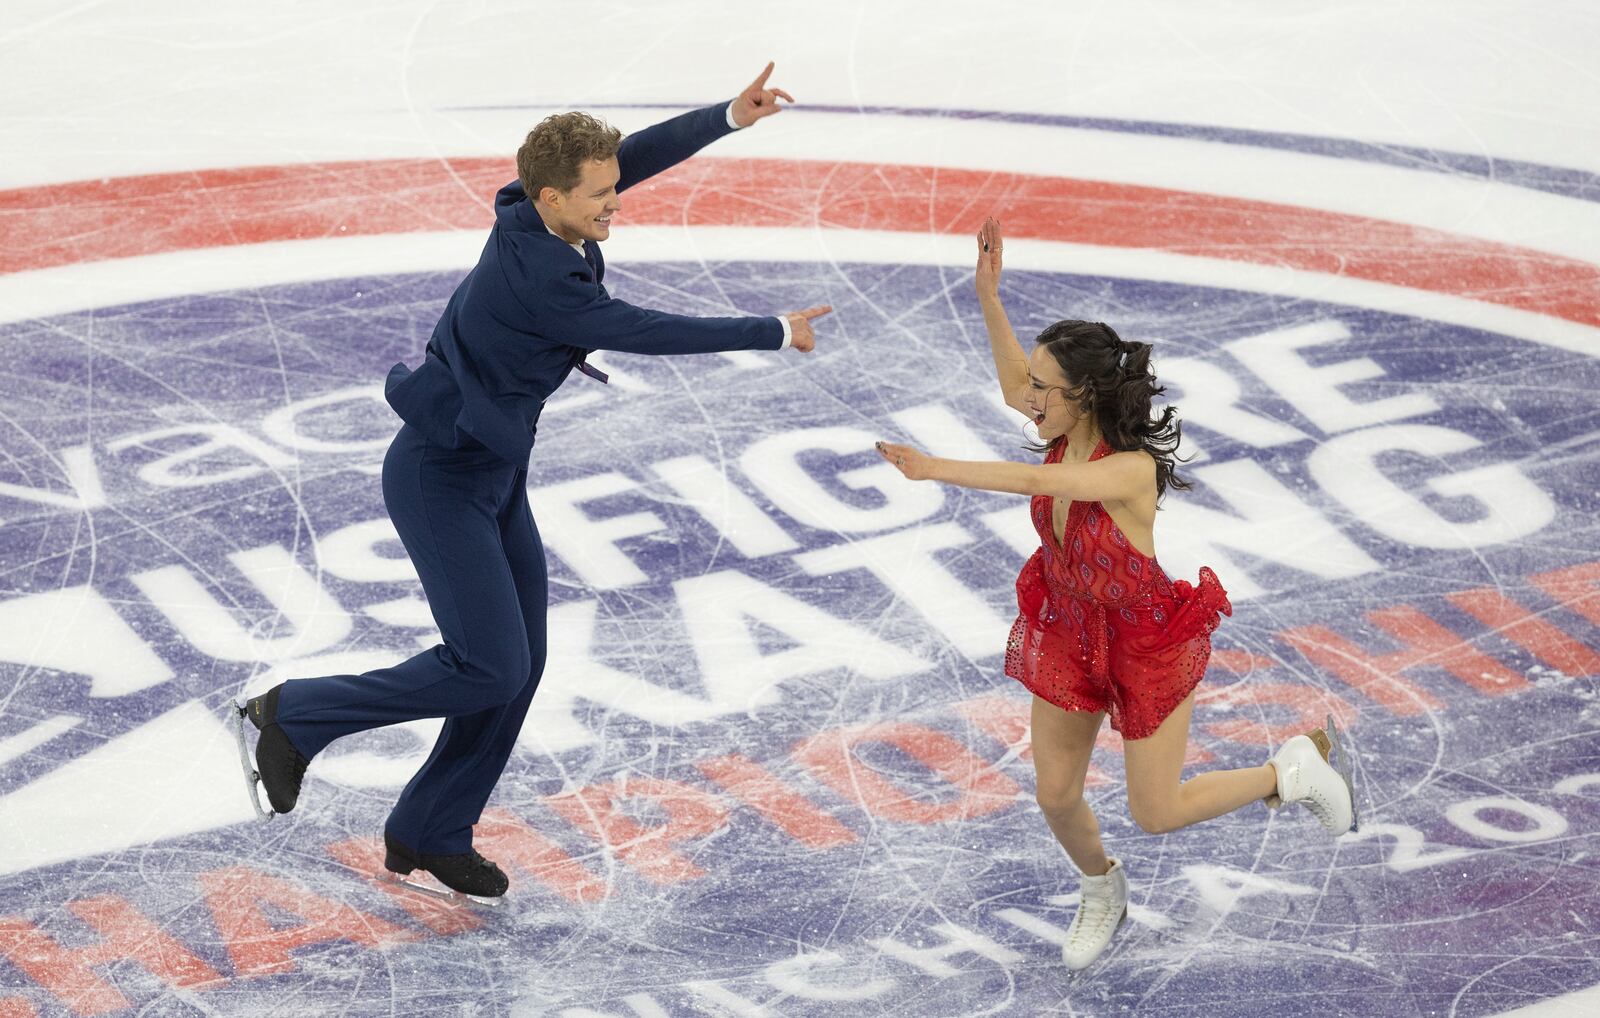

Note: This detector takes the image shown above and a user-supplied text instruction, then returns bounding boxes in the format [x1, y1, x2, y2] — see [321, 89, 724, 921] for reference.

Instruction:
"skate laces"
[1302, 789, 1333, 825]
[1069, 887, 1122, 945]
[1290, 760, 1336, 827]
[458, 850, 502, 877]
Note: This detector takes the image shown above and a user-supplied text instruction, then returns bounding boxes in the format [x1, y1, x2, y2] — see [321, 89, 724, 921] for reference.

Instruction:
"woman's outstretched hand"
[975, 216, 1003, 302]
[876, 440, 936, 481]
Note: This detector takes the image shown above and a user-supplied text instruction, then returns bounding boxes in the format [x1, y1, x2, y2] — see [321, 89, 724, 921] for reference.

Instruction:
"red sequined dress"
[1003, 436, 1232, 739]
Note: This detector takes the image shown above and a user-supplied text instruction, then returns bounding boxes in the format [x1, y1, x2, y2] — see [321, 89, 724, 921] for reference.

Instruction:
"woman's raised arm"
[975, 217, 1031, 415]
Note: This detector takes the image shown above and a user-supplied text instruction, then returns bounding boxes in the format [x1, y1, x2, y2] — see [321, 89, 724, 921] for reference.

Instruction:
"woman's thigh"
[1031, 696, 1105, 804]
[1121, 691, 1196, 815]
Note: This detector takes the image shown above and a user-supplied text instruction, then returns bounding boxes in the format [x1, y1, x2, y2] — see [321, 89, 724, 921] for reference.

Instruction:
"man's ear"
[538, 185, 563, 207]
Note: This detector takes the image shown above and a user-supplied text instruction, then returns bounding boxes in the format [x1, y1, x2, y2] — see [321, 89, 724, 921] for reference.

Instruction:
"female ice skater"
[876, 218, 1355, 969]
[232, 64, 831, 906]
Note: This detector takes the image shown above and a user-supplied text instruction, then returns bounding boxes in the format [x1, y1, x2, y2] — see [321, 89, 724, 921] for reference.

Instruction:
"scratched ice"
[4, 0, 1600, 1012]
[1, 246, 1598, 1016]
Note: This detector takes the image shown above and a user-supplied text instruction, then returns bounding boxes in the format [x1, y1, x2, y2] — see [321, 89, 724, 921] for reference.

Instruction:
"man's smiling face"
[540, 156, 621, 245]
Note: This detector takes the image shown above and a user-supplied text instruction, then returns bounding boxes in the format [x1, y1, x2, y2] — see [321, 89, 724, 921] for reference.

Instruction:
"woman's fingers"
[977, 216, 1002, 257]
[875, 441, 914, 473]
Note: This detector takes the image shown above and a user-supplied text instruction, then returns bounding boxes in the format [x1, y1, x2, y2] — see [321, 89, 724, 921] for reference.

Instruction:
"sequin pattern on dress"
[1003, 436, 1232, 739]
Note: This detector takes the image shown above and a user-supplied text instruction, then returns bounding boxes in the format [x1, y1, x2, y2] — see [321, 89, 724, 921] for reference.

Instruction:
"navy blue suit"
[272, 102, 783, 856]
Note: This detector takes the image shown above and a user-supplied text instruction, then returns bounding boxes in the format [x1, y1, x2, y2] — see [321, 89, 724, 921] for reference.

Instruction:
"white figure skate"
[1062, 858, 1128, 970]
[1268, 714, 1358, 836]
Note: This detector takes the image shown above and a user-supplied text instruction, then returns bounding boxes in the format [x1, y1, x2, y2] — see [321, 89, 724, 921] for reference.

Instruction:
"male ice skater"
[233, 63, 830, 902]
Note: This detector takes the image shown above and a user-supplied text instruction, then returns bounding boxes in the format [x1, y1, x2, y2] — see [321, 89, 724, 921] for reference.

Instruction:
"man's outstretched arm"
[616, 62, 793, 192]
[537, 269, 828, 356]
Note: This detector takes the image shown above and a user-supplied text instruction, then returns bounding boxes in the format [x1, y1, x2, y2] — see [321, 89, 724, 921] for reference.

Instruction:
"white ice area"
[0, 701, 254, 877]
[3, 0, 1598, 184]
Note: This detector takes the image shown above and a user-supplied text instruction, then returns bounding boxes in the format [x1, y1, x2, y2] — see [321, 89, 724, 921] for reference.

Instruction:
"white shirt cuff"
[777, 316, 792, 349]
[726, 101, 742, 130]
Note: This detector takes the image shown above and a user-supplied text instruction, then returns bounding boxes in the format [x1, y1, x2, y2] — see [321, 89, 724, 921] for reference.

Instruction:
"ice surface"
[2, 3, 1598, 1016]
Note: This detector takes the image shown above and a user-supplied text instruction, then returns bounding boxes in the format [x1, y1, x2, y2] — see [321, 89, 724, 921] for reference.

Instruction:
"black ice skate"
[229, 685, 309, 820]
[379, 831, 509, 908]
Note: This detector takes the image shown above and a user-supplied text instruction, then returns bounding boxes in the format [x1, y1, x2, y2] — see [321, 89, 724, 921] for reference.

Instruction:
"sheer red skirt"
[1002, 439, 1231, 739]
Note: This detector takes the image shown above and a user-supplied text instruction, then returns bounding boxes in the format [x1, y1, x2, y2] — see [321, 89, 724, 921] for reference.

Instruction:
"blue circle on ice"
[0, 262, 1596, 1015]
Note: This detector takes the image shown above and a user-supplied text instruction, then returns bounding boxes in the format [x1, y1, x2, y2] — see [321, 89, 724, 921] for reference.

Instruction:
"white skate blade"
[229, 700, 274, 822]
[376, 868, 505, 909]
[1325, 712, 1359, 832]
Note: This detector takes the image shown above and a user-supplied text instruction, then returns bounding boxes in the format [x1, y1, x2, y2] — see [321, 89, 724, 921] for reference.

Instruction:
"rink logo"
[2, 709, 1595, 1015]
[2, 137, 1598, 1016]
[3, 690, 1594, 1016]
[0, 315, 1575, 731]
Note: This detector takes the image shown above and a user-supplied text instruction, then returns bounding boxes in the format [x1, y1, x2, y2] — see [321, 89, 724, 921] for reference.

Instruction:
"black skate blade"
[229, 699, 274, 822]
[376, 868, 504, 909]
[1325, 712, 1359, 833]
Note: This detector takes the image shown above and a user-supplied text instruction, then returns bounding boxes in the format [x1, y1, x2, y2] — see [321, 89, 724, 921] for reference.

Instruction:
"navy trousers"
[274, 424, 548, 855]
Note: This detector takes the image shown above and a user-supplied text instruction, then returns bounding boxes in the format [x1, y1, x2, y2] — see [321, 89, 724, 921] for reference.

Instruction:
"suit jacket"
[384, 101, 783, 464]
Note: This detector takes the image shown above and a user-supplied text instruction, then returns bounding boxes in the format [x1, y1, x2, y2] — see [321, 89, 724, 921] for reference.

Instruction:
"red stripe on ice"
[2, 158, 1596, 326]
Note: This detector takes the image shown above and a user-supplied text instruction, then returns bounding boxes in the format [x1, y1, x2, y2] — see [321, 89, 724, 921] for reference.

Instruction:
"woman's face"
[1026, 344, 1089, 440]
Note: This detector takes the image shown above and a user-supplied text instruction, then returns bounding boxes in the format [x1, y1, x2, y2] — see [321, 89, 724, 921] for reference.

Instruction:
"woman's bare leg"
[1121, 692, 1276, 834]
[1030, 696, 1111, 874]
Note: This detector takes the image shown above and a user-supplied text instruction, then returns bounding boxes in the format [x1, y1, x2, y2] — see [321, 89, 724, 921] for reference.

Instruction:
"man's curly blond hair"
[516, 112, 623, 199]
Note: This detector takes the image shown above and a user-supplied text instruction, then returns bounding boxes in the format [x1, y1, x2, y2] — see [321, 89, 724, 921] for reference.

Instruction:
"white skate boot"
[1062, 858, 1127, 971]
[1269, 717, 1356, 836]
